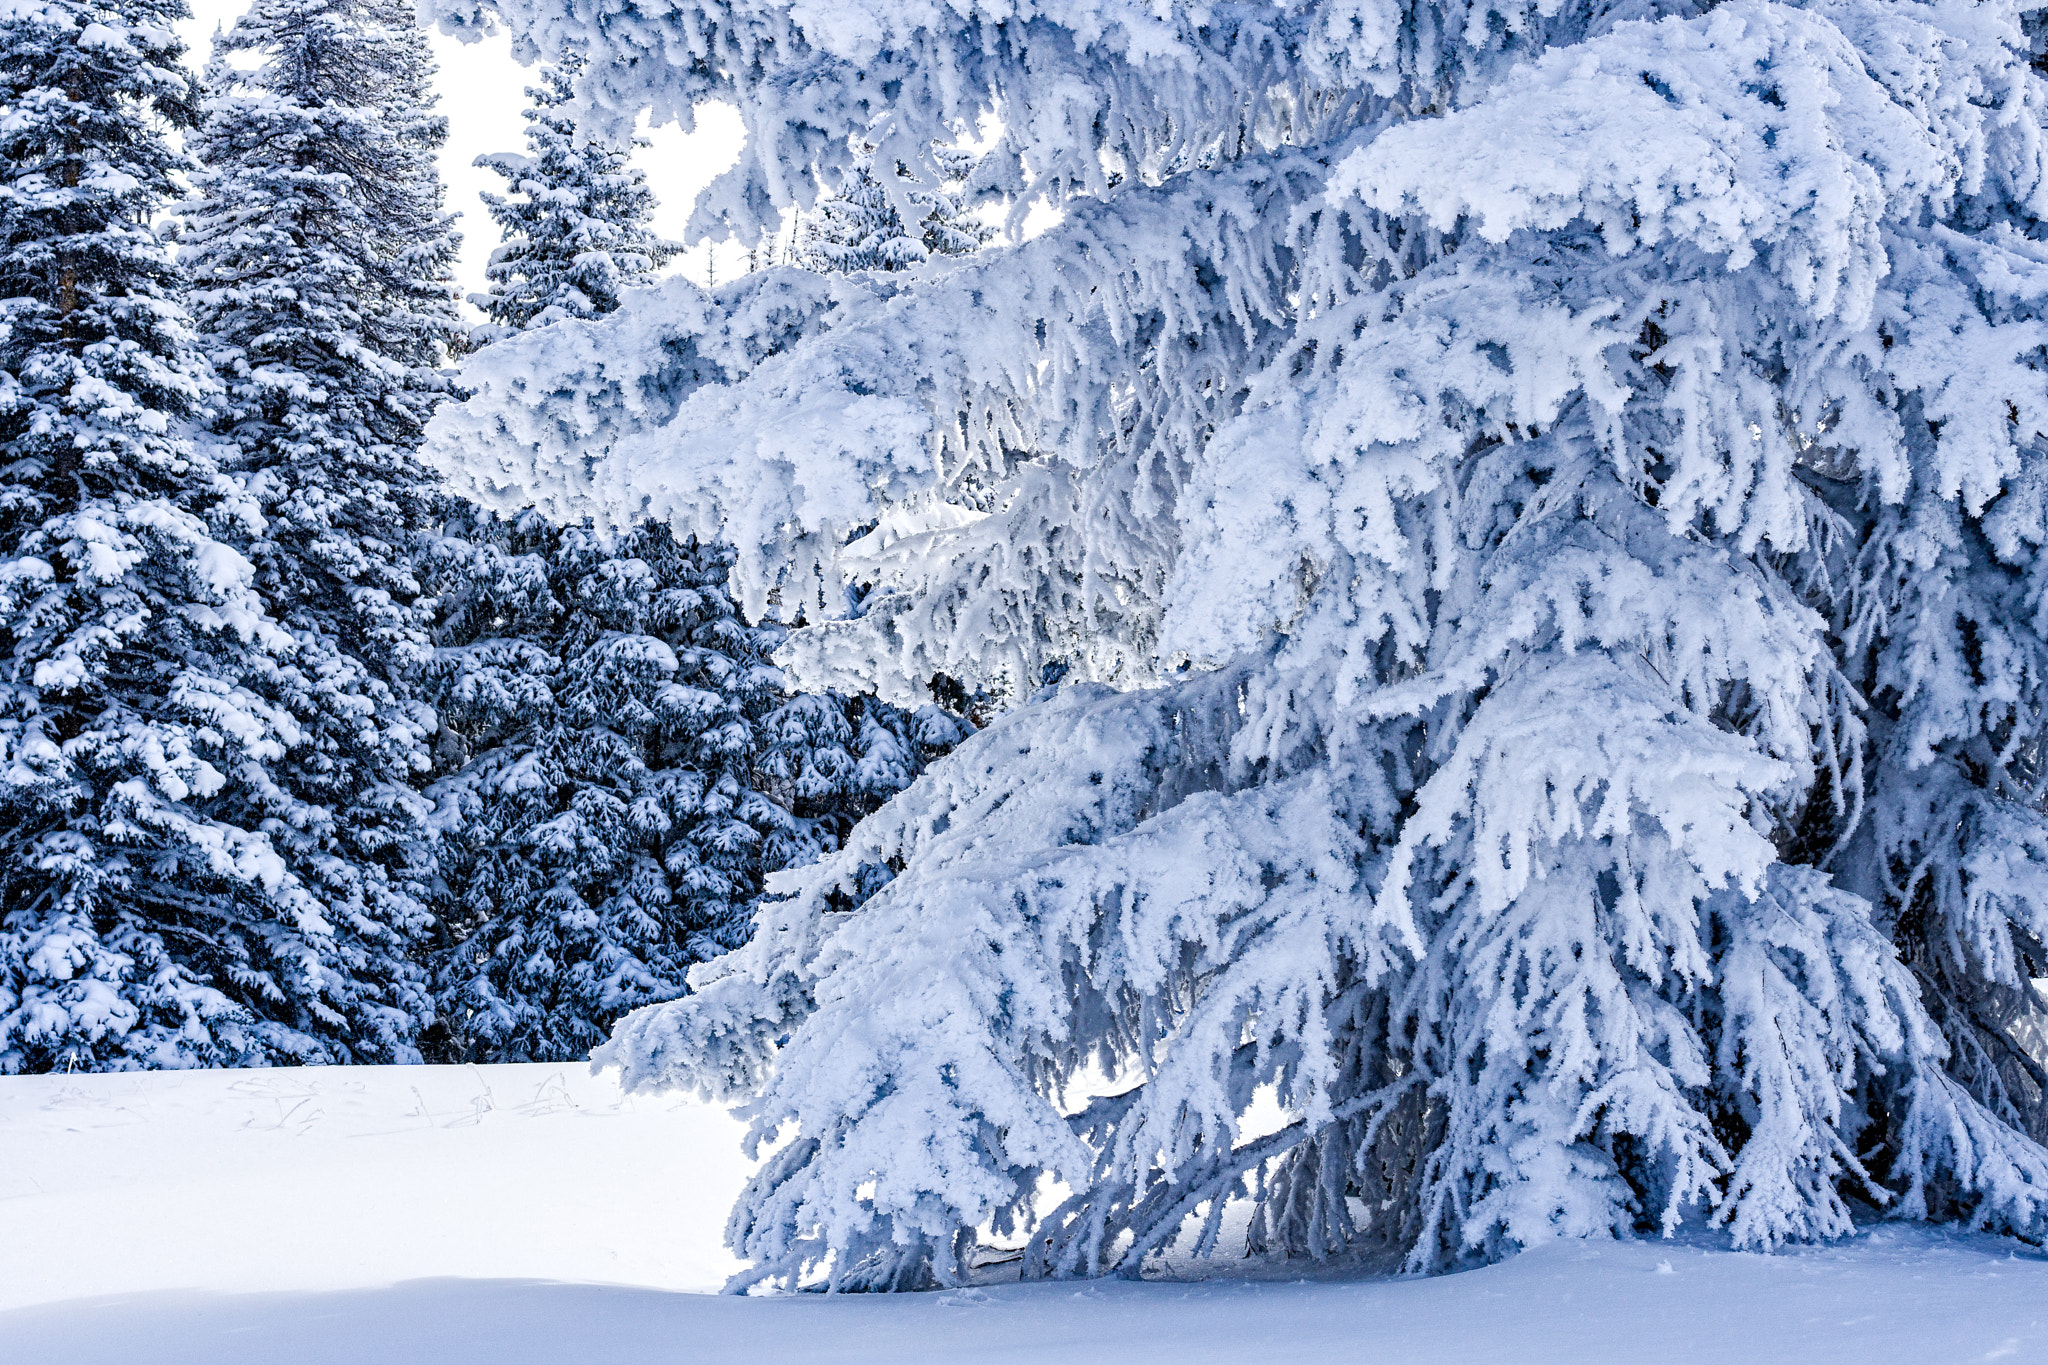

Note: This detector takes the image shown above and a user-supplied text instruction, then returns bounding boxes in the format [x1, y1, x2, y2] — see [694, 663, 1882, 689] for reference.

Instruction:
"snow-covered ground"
[3, 1064, 2043, 1363]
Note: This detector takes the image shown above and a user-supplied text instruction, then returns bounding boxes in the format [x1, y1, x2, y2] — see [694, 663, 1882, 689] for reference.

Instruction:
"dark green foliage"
[418, 509, 963, 1062]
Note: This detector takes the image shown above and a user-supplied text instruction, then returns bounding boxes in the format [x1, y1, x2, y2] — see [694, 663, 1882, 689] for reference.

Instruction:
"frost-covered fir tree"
[0, 0, 422, 1070]
[418, 511, 962, 1062]
[429, 0, 2048, 1285]
[791, 143, 991, 276]
[471, 58, 675, 343]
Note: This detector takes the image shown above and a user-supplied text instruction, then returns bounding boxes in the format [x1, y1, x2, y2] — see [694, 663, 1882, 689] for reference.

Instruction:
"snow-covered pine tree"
[164, 0, 463, 1066]
[427, 0, 2048, 1285]
[418, 509, 961, 1062]
[791, 143, 991, 275]
[184, 0, 461, 679]
[0, 0, 422, 1070]
[419, 515, 778, 1061]
[471, 57, 675, 344]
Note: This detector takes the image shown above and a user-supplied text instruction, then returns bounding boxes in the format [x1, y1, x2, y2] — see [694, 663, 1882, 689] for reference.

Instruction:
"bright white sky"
[176, 0, 750, 307]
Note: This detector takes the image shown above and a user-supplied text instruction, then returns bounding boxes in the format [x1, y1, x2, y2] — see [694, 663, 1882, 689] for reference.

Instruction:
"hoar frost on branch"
[425, 0, 2048, 1287]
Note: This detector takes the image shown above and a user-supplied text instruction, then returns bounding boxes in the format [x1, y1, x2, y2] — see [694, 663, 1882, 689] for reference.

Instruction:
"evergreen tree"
[183, 0, 460, 678]
[0, 0, 418, 1070]
[418, 511, 962, 1062]
[472, 57, 675, 343]
[167, 0, 463, 1067]
[792, 143, 991, 275]
[433, 0, 2048, 1288]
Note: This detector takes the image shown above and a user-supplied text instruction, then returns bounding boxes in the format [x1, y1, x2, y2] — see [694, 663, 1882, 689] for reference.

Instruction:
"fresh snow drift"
[0, 1062, 749, 1308]
[2, 1064, 2045, 1364]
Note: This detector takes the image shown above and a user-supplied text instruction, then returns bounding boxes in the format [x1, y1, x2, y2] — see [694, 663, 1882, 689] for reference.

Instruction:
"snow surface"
[3, 1063, 2046, 1363]
[0, 1062, 749, 1308]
